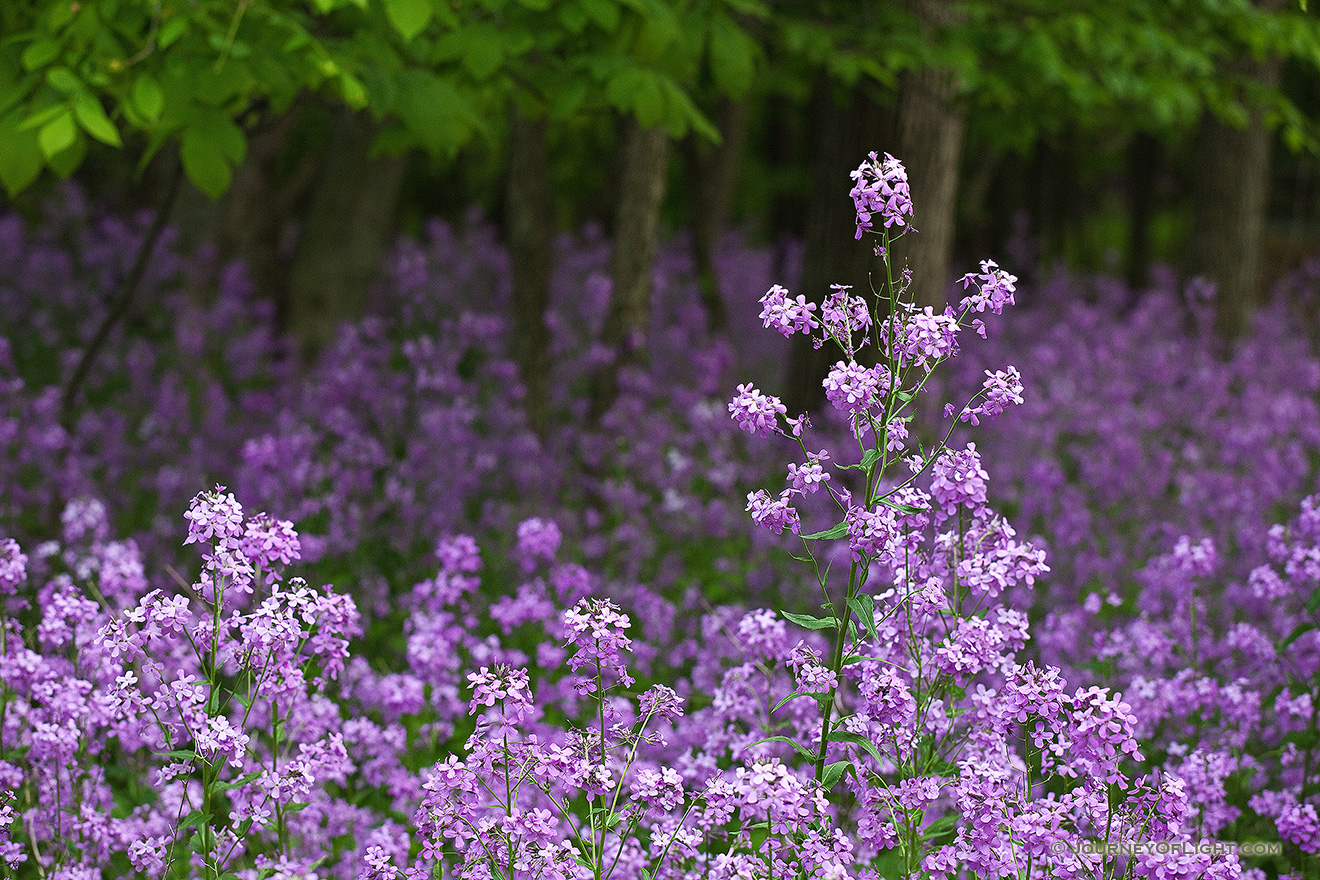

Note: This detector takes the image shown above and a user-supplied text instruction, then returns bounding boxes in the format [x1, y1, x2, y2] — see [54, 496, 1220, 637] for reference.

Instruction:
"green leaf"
[158, 16, 189, 49]
[132, 74, 164, 122]
[722, 0, 767, 13]
[213, 771, 262, 792]
[154, 749, 197, 760]
[1280, 622, 1317, 650]
[179, 807, 208, 830]
[841, 449, 880, 471]
[921, 814, 958, 841]
[18, 103, 69, 131]
[772, 690, 802, 713]
[396, 69, 480, 157]
[826, 729, 884, 764]
[634, 0, 681, 59]
[801, 522, 847, 540]
[74, 92, 120, 146]
[514, 0, 552, 9]
[708, 12, 755, 97]
[22, 39, 61, 70]
[820, 760, 852, 790]
[181, 114, 245, 198]
[37, 108, 75, 159]
[848, 594, 877, 639]
[0, 74, 39, 118]
[283, 29, 312, 52]
[45, 0, 78, 28]
[461, 30, 505, 80]
[581, 0, 620, 30]
[44, 67, 80, 93]
[47, 127, 85, 176]
[751, 735, 817, 762]
[0, 108, 43, 195]
[551, 76, 589, 118]
[338, 72, 368, 110]
[557, 2, 589, 32]
[782, 611, 836, 631]
[1307, 585, 1320, 615]
[606, 68, 660, 126]
[386, 0, 433, 42]
[878, 497, 925, 515]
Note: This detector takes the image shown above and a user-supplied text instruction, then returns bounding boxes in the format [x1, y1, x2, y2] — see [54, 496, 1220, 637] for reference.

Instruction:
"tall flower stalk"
[727, 152, 1236, 877]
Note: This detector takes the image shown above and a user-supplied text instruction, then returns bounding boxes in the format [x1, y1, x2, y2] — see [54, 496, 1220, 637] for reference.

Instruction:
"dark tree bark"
[214, 110, 319, 300]
[891, 0, 966, 310]
[1186, 61, 1280, 341]
[505, 108, 556, 438]
[958, 147, 1001, 265]
[61, 158, 184, 426]
[781, 82, 892, 417]
[589, 118, 671, 419]
[285, 109, 408, 358]
[170, 107, 317, 304]
[1126, 131, 1160, 293]
[684, 97, 749, 334]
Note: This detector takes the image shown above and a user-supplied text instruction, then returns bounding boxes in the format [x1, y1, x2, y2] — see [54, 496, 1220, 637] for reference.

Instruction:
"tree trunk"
[892, 0, 966, 311]
[171, 107, 317, 304]
[684, 97, 749, 334]
[214, 112, 294, 292]
[285, 109, 408, 358]
[589, 118, 670, 419]
[505, 108, 555, 438]
[1126, 130, 1159, 293]
[1187, 62, 1280, 341]
[781, 81, 892, 417]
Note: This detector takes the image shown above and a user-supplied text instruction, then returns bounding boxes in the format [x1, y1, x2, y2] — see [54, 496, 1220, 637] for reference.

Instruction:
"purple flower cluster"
[957, 366, 1024, 425]
[819, 285, 873, 356]
[884, 306, 961, 370]
[957, 259, 1018, 316]
[2, 492, 363, 877]
[728, 382, 786, 437]
[745, 488, 801, 535]
[759, 284, 819, 337]
[929, 443, 990, 518]
[848, 151, 913, 238]
[823, 360, 887, 415]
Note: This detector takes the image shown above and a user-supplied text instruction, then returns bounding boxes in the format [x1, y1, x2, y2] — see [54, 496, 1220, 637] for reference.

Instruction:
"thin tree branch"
[59, 159, 184, 427]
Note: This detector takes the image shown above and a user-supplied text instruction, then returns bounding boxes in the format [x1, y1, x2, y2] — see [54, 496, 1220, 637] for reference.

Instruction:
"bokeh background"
[3, 0, 1320, 599]
[5, 0, 1320, 410]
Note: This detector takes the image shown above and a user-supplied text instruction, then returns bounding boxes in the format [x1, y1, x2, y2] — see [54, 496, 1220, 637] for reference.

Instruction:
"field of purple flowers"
[0, 156, 1317, 879]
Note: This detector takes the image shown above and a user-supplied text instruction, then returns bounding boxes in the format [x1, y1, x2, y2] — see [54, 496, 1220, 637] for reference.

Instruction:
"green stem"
[273, 697, 287, 853]
[815, 557, 858, 782]
[594, 657, 605, 880]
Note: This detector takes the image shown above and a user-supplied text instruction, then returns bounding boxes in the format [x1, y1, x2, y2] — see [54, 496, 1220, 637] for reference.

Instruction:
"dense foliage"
[0, 156, 1317, 879]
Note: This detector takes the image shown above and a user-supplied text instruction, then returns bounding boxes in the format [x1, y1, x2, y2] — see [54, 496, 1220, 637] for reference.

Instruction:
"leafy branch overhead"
[0, 0, 767, 198]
